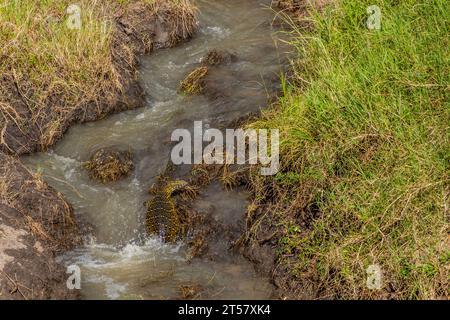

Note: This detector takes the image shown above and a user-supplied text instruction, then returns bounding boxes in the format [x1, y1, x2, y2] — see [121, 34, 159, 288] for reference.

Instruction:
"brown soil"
[0, 153, 81, 299]
[238, 197, 319, 299]
[0, 1, 197, 300]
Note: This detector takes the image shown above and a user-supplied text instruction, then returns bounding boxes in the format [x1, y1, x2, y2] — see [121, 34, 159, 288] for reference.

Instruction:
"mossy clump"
[202, 49, 235, 66]
[84, 148, 133, 183]
[203, 49, 225, 66]
[178, 66, 208, 95]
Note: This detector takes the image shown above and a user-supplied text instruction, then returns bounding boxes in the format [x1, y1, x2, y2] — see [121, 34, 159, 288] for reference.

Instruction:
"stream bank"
[20, 0, 290, 299]
[0, 0, 196, 299]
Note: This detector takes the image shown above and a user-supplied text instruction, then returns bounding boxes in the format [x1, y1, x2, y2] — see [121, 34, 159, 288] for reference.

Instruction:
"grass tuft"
[179, 66, 208, 95]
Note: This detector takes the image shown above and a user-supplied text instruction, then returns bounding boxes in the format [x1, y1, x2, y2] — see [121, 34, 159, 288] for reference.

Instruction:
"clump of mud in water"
[202, 49, 236, 66]
[273, 0, 302, 11]
[178, 50, 236, 97]
[179, 66, 208, 95]
[84, 148, 133, 183]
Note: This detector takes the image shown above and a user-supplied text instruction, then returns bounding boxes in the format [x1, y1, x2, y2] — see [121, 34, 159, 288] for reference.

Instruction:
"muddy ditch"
[2, 0, 298, 300]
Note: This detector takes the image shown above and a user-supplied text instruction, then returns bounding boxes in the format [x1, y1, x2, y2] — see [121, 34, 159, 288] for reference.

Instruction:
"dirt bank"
[0, 153, 80, 299]
[0, 0, 197, 299]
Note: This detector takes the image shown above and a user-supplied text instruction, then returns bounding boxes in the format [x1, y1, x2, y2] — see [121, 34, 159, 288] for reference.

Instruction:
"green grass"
[249, 0, 449, 299]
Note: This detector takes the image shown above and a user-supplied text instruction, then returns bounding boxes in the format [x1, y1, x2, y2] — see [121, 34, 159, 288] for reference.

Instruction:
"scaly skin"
[145, 179, 188, 242]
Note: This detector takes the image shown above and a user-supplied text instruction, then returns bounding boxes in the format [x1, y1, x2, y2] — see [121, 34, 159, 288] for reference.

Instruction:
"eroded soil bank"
[0, 153, 80, 299]
[0, 0, 196, 299]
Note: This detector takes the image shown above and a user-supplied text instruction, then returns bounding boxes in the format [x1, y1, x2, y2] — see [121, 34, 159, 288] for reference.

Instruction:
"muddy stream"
[22, 0, 287, 299]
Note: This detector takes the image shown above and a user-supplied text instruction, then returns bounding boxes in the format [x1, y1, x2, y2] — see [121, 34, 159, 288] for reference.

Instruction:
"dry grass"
[179, 66, 208, 95]
[0, 0, 197, 154]
[144, 0, 198, 46]
[0, 0, 117, 149]
[179, 284, 204, 299]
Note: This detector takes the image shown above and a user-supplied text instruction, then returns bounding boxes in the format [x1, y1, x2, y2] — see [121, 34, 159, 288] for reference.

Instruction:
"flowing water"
[22, 0, 288, 299]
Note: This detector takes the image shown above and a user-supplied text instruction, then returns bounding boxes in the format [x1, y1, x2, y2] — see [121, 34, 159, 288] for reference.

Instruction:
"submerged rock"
[84, 148, 133, 183]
